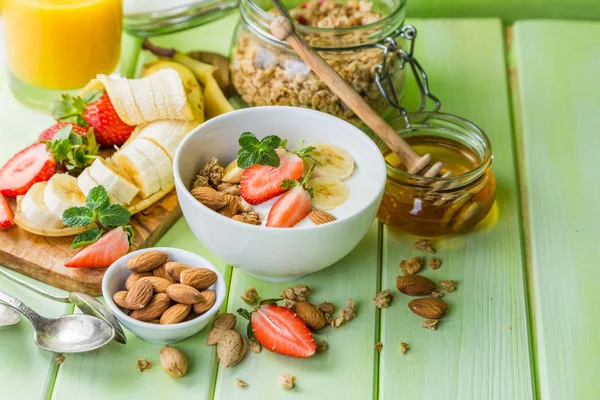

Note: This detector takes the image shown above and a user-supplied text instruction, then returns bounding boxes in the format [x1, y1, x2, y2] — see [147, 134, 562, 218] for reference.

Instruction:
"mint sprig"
[237, 132, 282, 168]
[63, 185, 133, 250]
[44, 125, 99, 175]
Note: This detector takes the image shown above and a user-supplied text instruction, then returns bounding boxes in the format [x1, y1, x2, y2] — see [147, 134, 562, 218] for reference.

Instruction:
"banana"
[77, 167, 123, 205]
[304, 143, 355, 181]
[128, 77, 161, 122]
[306, 177, 349, 210]
[127, 138, 173, 190]
[112, 143, 162, 199]
[96, 74, 145, 124]
[134, 120, 197, 160]
[43, 174, 87, 219]
[21, 182, 64, 229]
[221, 159, 244, 184]
[88, 158, 139, 205]
[147, 73, 172, 120]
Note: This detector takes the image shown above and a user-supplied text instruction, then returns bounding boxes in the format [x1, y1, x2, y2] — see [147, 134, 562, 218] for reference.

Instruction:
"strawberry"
[0, 193, 15, 229]
[38, 122, 87, 142]
[53, 90, 134, 147]
[266, 185, 313, 227]
[251, 304, 316, 358]
[240, 149, 303, 205]
[0, 143, 57, 197]
[64, 227, 130, 268]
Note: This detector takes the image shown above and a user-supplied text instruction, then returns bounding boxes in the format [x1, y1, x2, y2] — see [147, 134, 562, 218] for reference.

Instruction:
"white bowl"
[102, 247, 226, 344]
[174, 106, 386, 281]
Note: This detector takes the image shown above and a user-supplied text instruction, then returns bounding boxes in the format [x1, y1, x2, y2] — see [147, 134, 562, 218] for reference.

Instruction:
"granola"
[373, 289, 393, 308]
[400, 257, 424, 275]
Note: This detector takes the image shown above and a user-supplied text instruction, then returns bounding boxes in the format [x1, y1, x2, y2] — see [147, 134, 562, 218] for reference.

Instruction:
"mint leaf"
[86, 186, 110, 211]
[238, 132, 260, 148]
[260, 135, 282, 149]
[124, 225, 134, 246]
[98, 204, 131, 227]
[71, 227, 102, 249]
[63, 207, 94, 227]
[237, 132, 282, 168]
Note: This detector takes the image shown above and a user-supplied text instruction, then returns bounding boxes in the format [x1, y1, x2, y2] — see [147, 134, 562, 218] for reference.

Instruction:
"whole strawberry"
[53, 90, 135, 146]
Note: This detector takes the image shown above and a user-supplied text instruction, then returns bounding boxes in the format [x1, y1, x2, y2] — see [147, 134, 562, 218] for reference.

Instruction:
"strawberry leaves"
[52, 90, 103, 127]
[44, 124, 99, 174]
[237, 132, 282, 169]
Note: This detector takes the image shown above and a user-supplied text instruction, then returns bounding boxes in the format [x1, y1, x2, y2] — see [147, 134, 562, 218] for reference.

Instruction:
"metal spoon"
[0, 303, 20, 327]
[0, 269, 126, 344]
[0, 289, 114, 353]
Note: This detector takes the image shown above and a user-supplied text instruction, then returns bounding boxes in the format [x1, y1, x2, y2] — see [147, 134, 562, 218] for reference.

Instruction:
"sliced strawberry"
[0, 193, 15, 229]
[266, 185, 312, 227]
[64, 227, 129, 268]
[0, 143, 57, 197]
[240, 150, 303, 205]
[251, 304, 316, 358]
[38, 122, 87, 142]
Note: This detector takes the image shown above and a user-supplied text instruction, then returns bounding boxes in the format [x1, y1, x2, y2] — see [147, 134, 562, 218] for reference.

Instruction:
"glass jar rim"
[382, 112, 493, 184]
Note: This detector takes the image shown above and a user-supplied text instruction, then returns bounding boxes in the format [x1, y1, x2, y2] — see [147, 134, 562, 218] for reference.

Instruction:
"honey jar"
[376, 112, 496, 236]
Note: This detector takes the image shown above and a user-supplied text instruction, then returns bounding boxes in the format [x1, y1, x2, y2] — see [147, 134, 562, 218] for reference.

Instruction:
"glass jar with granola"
[230, 0, 408, 124]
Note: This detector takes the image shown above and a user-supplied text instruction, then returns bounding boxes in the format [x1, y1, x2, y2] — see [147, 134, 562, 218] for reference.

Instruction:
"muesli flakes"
[373, 289, 393, 308]
[400, 257, 424, 275]
[414, 238, 435, 254]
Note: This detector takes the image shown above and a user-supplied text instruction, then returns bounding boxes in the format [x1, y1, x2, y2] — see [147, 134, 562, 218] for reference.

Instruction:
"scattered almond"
[192, 290, 217, 314]
[127, 250, 169, 273]
[191, 186, 227, 210]
[160, 303, 192, 325]
[308, 210, 336, 225]
[130, 293, 171, 321]
[400, 257, 424, 275]
[206, 313, 237, 346]
[217, 194, 239, 217]
[166, 284, 203, 304]
[180, 268, 218, 290]
[139, 276, 173, 293]
[240, 287, 259, 305]
[125, 271, 153, 290]
[373, 289, 393, 308]
[422, 319, 439, 331]
[153, 265, 175, 283]
[277, 374, 295, 390]
[428, 257, 442, 270]
[112, 291, 128, 308]
[414, 238, 435, 254]
[147, 319, 160, 324]
[160, 345, 188, 377]
[125, 279, 154, 310]
[236, 378, 249, 388]
[165, 262, 190, 282]
[408, 298, 448, 319]
[137, 358, 152, 372]
[396, 275, 436, 296]
[295, 301, 326, 330]
[440, 280, 456, 293]
[218, 330, 246, 368]
[399, 342, 409, 355]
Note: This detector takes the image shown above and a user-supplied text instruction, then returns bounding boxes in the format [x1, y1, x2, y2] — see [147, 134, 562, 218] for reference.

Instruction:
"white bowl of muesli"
[174, 106, 386, 281]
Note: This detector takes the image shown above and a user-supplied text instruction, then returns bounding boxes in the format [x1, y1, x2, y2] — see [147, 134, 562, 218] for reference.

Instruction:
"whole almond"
[127, 251, 169, 273]
[166, 284, 203, 304]
[396, 275, 436, 296]
[192, 290, 216, 314]
[206, 313, 237, 346]
[153, 265, 175, 283]
[147, 319, 160, 324]
[217, 195, 239, 218]
[125, 271, 153, 290]
[308, 210, 336, 225]
[191, 186, 227, 210]
[295, 301, 326, 330]
[130, 293, 171, 321]
[125, 279, 154, 310]
[180, 268, 218, 290]
[139, 276, 173, 293]
[217, 330, 246, 368]
[160, 303, 192, 325]
[160, 345, 188, 377]
[112, 291, 128, 308]
[165, 262, 190, 282]
[408, 298, 448, 319]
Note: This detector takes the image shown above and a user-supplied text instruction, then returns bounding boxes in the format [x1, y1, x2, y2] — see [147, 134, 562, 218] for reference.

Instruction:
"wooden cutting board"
[0, 190, 181, 296]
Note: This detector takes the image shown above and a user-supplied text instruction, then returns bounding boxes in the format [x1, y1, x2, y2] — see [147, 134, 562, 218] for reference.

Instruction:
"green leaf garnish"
[98, 204, 131, 228]
[63, 207, 95, 227]
[281, 180, 298, 190]
[71, 227, 102, 249]
[237, 132, 282, 169]
[45, 124, 99, 175]
[86, 185, 110, 211]
[124, 225, 134, 246]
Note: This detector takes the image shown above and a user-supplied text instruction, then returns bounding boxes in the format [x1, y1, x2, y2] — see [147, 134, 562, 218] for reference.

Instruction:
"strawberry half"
[266, 185, 313, 227]
[38, 122, 88, 142]
[240, 149, 303, 205]
[0, 193, 15, 229]
[251, 304, 316, 358]
[0, 143, 57, 197]
[64, 227, 130, 268]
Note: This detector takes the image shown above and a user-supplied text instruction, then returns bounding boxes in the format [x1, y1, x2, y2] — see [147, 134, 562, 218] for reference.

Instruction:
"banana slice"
[306, 177, 349, 211]
[97, 75, 144, 125]
[21, 182, 64, 229]
[77, 168, 123, 205]
[88, 158, 139, 205]
[304, 143, 355, 181]
[127, 138, 173, 189]
[148, 73, 172, 120]
[113, 144, 161, 199]
[221, 159, 245, 184]
[135, 120, 196, 160]
[128, 78, 161, 122]
[43, 174, 86, 219]
[14, 196, 91, 237]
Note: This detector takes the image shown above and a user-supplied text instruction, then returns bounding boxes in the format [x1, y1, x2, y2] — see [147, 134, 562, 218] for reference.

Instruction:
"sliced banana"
[88, 158, 139, 205]
[128, 138, 173, 190]
[113, 144, 162, 199]
[221, 159, 245, 184]
[43, 174, 86, 219]
[135, 120, 196, 160]
[304, 143, 355, 181]
[306, 177, 349, 211]
[148, 72, 175, 120]
[21, 182, 64, 229]
[96, 75, 144, 125]
[14, 196, 91, 237]
[128, 78, 161, 122]
[77, 168, 122, 205]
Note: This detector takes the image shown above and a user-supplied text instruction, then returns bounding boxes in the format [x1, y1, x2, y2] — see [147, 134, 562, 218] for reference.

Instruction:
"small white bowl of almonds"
[102, 247, 226, 344]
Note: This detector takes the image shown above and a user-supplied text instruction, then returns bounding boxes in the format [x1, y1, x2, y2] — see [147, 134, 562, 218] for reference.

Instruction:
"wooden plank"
[510, 20, 600, 399]
[379, 19, 535, 400]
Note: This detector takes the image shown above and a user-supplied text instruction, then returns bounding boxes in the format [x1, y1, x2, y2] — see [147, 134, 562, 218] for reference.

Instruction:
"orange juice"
[3, 0, 122, 90]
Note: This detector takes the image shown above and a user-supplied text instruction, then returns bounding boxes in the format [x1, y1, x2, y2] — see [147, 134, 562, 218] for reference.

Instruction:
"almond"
[165, 262, 190, 282]
[206, 313, 237, 346]
[125, 279, 154, 310]
[130, 293, 171, 321]
[166, 284, 203, 304]
[191, 186, 228, 210]
[160, 303, 192, 325]
[125, 271, 153, 290]
[192, 290, 216, 314]
[153, 265, 175, 283]
[127, 251, 169, 273]
[217, 195, 239, 218]
[295, 301, 326, 330]
[139, 276, 173, 293]
[160, 345, 188, 377]
[112, 291, 128, 308]
[217, 330, 246, 368]
[396, 275, 436, 296]
[180, 268, 218, 290]
[408, 298, 448, 319]
[308, 210, 336, 225]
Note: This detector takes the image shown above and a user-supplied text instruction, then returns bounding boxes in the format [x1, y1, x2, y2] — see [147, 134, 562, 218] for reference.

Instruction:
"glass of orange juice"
[2, 0, 123, 110]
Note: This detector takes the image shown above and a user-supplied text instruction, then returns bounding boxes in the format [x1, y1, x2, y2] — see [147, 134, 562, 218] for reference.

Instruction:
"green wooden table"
[1, 16, 599, 400]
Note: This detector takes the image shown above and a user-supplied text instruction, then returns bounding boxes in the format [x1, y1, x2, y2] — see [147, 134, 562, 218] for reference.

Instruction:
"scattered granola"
[414, 238, 435, 254]
[137, 358, 153, 372]
[236, 378, 249, 388]
[332, 298, 356, 328]
[439, 280, 456, 293]
[240, 287, 259, 305]
[55, 355, 65, 365]
[316, 341, 328, 353]
[428, 257, 442, 270]
[399, 342, 408, 355]
[287, 0, 382, 28]
[200, 157, 223, 187]
[192, 175, 209, 188]
[430, 290, 444, 299]
[373, 289, 393, 308]
[249, 340, 262, 354]
[318, 301, 336, 315]
[422, 319, 439, 331]
[232, 212, 262, 225]
[280, 299, 297, 309]
[374, 342, 383, 353]
[281, 284, 310, 302]
[277, 373, 296, 390]
[400, 257, 424, 275]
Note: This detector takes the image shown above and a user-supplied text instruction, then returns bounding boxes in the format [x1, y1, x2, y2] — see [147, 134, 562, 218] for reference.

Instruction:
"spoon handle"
[0, 268, 70, 303]
[0, 289, 43, 325]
